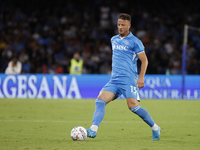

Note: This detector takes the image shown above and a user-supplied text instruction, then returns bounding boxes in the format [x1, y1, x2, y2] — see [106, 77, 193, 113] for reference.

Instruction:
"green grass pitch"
[0, 98, 200, 150]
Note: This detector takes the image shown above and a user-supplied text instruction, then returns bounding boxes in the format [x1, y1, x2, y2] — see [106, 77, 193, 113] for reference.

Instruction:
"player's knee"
[128, 104, 134, 110]
[128, 103, 139, 110]
[97, 91, 114, 104]
[97, 94, 105, 101]
[97, 95, 108, 104]
[127, 98, 139, 110]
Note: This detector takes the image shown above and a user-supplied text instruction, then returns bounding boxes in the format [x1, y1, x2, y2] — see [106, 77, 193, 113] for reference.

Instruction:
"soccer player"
[86, 13, 161, 141]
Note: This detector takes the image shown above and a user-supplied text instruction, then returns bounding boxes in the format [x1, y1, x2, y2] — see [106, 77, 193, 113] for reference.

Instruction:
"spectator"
[0, 0, 199, 75]
[5, 58, 22, 74]
[69, 52, 83, 75]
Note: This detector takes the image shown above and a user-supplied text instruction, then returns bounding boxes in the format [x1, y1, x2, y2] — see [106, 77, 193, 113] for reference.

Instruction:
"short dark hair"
[118, 13, 131, 23]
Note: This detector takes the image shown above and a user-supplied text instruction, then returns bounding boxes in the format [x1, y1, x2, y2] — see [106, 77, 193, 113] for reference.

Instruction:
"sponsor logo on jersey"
[112, 44, 128, 51]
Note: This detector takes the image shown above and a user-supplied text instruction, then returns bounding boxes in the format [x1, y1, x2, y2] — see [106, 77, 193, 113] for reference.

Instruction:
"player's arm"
[136, 52, 148, 89]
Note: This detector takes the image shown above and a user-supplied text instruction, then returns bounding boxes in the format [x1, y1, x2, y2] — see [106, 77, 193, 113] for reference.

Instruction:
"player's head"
[117, 13, 131, 37]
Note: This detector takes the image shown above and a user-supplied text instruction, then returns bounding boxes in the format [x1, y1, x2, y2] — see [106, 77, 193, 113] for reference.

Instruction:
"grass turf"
[0, 99, 200, 150]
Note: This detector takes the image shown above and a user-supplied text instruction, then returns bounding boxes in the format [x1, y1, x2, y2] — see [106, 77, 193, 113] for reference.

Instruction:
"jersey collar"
[127, 32, 133, 37]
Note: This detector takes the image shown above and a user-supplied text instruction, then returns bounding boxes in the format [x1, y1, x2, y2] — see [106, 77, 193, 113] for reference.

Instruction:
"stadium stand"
[0, 0, 199, 74]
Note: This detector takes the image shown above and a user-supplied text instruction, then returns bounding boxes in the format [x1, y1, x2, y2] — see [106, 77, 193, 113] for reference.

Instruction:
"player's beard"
[119, 30, 129, 37]
[119, 32, 125, 37]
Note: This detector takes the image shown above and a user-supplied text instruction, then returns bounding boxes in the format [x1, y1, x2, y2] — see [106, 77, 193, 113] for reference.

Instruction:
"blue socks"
[92, 99, 155, 129]
[92, 98, 106, 127]
[131, 105, 155, 127]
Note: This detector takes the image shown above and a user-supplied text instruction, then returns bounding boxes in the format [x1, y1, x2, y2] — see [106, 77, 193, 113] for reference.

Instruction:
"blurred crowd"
[0, 0, 200, 74]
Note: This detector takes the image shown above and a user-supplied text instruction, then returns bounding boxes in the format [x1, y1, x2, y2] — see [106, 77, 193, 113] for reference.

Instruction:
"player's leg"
[92, 90, 115, 129]
[127, 97, 161, 141]
[98, 90, 116, 104]
[127, 97, 155, 127]
[87, 90, 115, 138]
[122, 83, 161, 141]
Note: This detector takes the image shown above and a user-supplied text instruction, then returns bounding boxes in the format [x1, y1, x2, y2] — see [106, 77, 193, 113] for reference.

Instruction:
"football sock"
[151, 123, 159, 130]
[90, 125, 98, 132]
[91, 98, 106, 131]
[131, 105, 155, 127]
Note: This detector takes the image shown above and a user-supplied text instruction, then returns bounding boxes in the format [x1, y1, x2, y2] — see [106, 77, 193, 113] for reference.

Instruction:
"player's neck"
[119, 31, 130, 38]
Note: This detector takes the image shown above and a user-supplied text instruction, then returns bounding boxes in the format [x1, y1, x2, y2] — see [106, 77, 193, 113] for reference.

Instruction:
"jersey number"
[130, 86, 136, 93]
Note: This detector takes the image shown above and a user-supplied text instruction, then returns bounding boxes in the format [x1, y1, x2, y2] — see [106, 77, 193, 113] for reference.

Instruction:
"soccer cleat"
[152, 126, 161, 141]
[86, 128, 97, 138]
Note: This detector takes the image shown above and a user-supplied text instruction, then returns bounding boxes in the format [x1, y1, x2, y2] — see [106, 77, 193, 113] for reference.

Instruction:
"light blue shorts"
[101, 79, 140, 101]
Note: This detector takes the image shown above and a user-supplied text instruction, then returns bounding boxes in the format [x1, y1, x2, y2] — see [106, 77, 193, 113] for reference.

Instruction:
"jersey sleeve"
[110, 36, 115, 42]
[133, 39, 145, 54]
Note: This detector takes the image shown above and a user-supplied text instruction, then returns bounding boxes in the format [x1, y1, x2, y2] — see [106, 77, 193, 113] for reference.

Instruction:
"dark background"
[0, 0, 199, 74]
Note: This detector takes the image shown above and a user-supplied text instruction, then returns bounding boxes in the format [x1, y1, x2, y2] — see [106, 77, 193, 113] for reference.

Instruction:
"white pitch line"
[0, 120, 199, 124]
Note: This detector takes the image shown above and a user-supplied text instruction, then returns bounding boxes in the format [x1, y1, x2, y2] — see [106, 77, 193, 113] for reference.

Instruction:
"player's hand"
[136, 77, 144, 90]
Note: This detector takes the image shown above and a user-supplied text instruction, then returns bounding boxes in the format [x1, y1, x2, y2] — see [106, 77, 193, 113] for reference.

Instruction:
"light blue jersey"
[101, 32, 145, 100]
[91, 31, 158, 138]
[111, 31, 144, 83]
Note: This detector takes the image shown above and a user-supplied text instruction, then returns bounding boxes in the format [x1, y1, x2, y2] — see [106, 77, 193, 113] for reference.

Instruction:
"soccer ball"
[70, 126, 87, 141]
